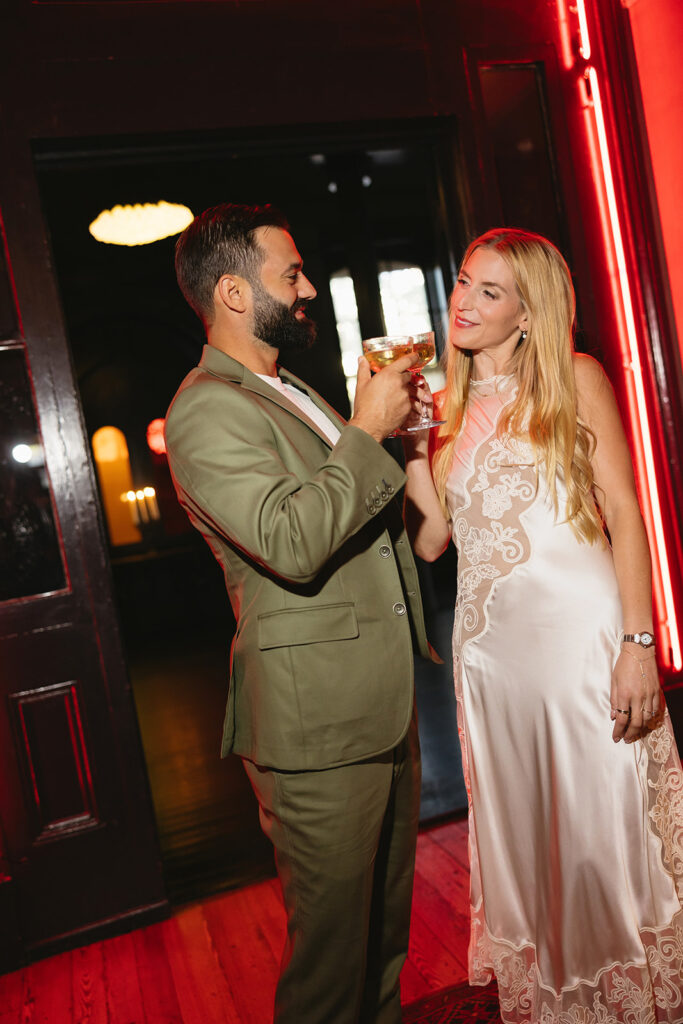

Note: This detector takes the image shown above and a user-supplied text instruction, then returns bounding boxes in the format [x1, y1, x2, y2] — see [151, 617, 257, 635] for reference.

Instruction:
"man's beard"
[252, 285, 317, 353]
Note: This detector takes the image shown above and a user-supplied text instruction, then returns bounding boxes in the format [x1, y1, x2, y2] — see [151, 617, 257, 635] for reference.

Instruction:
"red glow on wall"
[628, 0, 683, 374]
[146, 418, 166, 455]
[567, 0, 681, 668]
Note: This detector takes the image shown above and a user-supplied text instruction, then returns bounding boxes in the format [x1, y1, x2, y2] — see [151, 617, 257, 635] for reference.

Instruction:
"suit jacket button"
[367, 504, 376, 515]
[379, 545, 391, 557]
[373, 496, 382, 507]
[393, 602, 407, 616]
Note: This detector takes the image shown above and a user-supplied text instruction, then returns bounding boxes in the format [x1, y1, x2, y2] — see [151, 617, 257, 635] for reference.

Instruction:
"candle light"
[122, 489, 140, 526]
[143, 486, 161, 520]
[121, 486, 160, 527]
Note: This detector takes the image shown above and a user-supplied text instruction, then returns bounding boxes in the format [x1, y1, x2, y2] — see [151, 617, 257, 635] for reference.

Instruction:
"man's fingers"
[356, 356, 371, 386]
[390, 352, 420, 373]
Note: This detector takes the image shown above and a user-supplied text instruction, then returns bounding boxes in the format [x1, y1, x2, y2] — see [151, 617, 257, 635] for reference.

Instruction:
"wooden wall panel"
[9, 681, 99, 842]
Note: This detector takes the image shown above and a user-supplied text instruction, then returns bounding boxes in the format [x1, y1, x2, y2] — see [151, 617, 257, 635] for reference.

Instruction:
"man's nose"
[298, 274, 317, 301]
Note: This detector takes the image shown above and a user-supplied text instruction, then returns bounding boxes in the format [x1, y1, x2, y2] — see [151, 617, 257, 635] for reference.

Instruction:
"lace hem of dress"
[468, 903, 683, 1023]
[465, 712, 683, 1024]
[641, 713, 683, 901]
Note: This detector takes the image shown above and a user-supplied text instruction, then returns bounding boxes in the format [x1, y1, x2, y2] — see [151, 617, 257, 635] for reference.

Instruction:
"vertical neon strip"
[555, 0, 574, 70]
[587, 65, 682, 668]
[575, 0, 592, 60]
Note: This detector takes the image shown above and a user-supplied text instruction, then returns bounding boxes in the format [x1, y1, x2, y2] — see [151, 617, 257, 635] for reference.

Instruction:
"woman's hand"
[400, 378, 451, 561]
[400, 373, 433, 437]
[610, 647, 663, 743]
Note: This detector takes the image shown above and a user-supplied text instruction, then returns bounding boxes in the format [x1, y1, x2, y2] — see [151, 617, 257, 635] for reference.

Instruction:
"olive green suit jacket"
[164, 344, 432, 771]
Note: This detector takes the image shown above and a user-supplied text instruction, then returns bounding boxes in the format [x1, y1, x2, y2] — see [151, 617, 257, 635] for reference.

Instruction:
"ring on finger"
[615, 707, 630, 716]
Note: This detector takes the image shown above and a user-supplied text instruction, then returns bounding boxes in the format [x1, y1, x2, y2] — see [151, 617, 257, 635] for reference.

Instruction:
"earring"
[520, 329, 528, 341]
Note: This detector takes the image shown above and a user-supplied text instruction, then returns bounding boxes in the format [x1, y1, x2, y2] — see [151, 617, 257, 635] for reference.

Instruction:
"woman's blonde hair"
[432, 227, 603, 544]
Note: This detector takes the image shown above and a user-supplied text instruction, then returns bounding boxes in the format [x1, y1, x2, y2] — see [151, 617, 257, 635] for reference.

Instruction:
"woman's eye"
[457, 277, 469, 286]
[483, 289, 497, 300]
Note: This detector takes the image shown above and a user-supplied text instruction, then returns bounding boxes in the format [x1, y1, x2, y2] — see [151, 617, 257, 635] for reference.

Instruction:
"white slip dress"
[446, 375, 683, 1024]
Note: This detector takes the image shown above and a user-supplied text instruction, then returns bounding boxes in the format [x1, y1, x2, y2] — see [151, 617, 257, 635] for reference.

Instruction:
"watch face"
[640, 632, 654, 646]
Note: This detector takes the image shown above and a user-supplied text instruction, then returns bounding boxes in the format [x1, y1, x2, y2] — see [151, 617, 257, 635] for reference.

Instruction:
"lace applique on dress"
[451, 409, 537, 679]
[644, 719, 683, 899]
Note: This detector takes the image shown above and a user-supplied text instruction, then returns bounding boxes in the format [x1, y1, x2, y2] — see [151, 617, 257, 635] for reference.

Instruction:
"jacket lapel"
[198, 345, 343, 449]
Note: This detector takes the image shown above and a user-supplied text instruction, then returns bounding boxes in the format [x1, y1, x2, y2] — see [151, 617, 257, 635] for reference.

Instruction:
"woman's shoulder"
[572, 352, 617, 427]
[572, 352, 611, 396]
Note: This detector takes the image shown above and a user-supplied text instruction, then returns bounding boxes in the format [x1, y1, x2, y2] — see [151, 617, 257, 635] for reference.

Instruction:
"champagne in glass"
[411, 332, 437, 370]
[362, 335, 414, 373]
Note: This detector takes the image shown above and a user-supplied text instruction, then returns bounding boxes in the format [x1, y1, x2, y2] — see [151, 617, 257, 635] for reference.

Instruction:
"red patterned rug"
[403, 981, 501, 1023]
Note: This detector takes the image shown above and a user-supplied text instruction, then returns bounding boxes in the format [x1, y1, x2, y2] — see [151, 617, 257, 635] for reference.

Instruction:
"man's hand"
[349, 354, 419, 443]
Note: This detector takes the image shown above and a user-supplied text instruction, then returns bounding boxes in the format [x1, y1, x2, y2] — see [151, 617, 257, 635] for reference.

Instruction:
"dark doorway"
[35, 119, 466, 903]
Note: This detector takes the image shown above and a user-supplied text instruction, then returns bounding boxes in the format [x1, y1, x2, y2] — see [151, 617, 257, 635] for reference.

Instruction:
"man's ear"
[216, 274, 249, 314]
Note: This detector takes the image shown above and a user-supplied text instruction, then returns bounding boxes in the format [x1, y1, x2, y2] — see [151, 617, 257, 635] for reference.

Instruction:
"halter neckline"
[470, 372, 515, 386]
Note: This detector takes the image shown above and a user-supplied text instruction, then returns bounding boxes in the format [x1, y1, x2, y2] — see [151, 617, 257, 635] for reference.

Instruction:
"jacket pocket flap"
[258, 603, 358, 650]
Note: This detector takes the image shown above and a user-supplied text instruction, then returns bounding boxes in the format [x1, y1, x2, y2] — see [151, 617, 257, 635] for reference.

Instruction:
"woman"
[403, 228, 683, 1022]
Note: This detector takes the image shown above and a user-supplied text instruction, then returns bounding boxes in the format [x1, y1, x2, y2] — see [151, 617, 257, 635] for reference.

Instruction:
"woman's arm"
[401, 386, 451, 562]
[574, 353, 662, 743]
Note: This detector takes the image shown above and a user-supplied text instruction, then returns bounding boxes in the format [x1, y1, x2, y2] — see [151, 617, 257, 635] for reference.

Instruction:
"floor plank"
[406, 910, 467, 993]
[21, 951, 73, 1024]
[201, 895, 278, 1024]
[71, 943, 108, 1024]
[416, 831, 471, 910]
[0, 967, 23, 1024]
[164, 910, 241, 1024]
[134, 923, 184, 1024]
[101, 932, 146, 1024]
[399, 955, 431, 1004]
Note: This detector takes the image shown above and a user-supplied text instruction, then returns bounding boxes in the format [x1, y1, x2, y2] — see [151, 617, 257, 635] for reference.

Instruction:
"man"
[165, 203, 432, 1024]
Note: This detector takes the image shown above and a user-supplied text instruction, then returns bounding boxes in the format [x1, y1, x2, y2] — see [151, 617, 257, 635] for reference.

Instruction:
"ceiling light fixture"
[89, 201, 194, 246]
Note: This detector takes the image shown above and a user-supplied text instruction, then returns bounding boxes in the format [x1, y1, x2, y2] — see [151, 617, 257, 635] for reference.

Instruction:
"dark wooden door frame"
[0, 131, 168, 971]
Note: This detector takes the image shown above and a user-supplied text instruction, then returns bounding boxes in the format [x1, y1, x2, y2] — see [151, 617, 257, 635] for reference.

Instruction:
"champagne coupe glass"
[362, 332, 445, 433]
[361, 335, 415, 437]
[404, 331, 446, 431]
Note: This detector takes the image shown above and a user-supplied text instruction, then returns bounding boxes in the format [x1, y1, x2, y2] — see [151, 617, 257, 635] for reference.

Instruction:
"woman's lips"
[454, 315, 478, 328]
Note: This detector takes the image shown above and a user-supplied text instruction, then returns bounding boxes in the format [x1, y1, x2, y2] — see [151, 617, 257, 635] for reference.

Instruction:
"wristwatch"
[622, 631, 655, 649]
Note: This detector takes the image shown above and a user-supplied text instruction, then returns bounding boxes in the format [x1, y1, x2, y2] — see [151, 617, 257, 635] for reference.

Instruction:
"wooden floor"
[0, 819, 470, 1023]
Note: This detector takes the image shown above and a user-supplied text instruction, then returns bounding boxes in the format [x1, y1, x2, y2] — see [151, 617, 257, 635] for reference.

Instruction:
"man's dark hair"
[175, 203, 290, 326]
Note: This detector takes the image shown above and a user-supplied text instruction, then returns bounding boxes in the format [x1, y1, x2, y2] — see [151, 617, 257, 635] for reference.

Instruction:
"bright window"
[330, 263, 445, 406]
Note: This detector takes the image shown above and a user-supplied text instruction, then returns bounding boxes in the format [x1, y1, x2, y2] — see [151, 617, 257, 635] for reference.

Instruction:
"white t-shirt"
[256, 374, 341, 447]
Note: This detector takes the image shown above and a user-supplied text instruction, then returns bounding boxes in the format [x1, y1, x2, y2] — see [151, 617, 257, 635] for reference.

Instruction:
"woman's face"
[450, 247, 528, 373]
